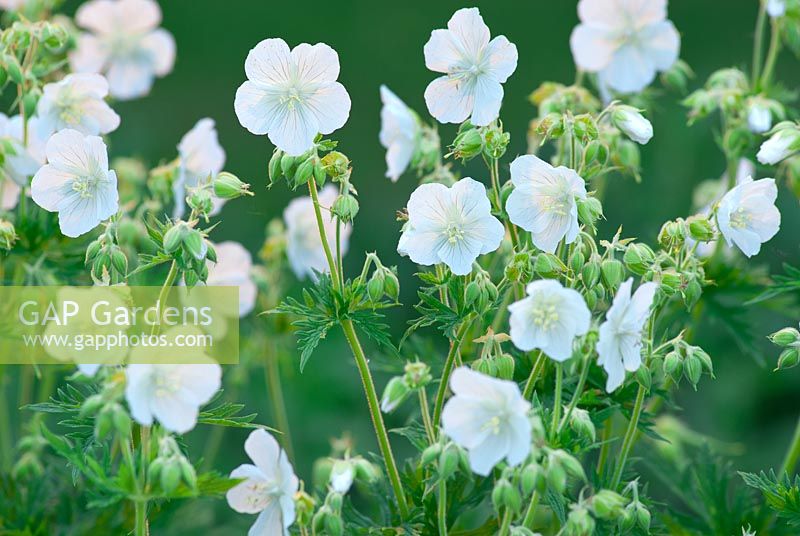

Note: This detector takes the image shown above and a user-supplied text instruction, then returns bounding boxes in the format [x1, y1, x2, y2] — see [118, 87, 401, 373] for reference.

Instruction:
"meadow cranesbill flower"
[125, 363, 222, 433]
[716, 176, 780, 257]
[379, 85, 420, 182]
[768, 0, 786, 17]
[35, 73, 120, 137]
[441, 367, 531, 476]
[570, 0, 680, 94]
[505, 154, 587, 254]
[597, 278, 658, 392]
[747, 101, 773, 134]
[207, 241, 257, 317]
[757, 127, 800, 165]
[423, 7, 518, 126]
[173, 118, 226, 218]
[234, 38, 351, 156]
[30, 129, 119, 238]
[226, 429, 299, 536]
[70, 0, 176, 100]
[398, 177, 504, 276]
[508, 279, 591, 361]
[0, 114, 46, 187]
[612, 105, 653, 144]
[284, 184, 351, 279]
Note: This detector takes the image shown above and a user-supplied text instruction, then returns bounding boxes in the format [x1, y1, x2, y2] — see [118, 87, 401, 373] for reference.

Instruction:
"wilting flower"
[508, 279, 591, 361]
[747, 102, 772, 134]
[173, 118, 226, 218]
[70, 0, 176, 100]
[234, 38, 351, 156]
[207, 241, 257, 317]
[716, 176, 780, 257]
[227, 429, 299, 536]
[284, 184, 351, 279]
[505, 154, 587, 254]
[612, 105, 653, 144]
[423, 7, 518, 126]
[597, 278, 658, 392]
[35, 73, 120, 136]
[768, 0, 786, 17]
[398, 177, 504, 276]
[570, 0, 680, 94]
[379, 85, 420, 182]
[757, 127, 800, 165]
[125, 363, 221, 433]
[441, 367, 531, 476]
[31, 129, 119, 238]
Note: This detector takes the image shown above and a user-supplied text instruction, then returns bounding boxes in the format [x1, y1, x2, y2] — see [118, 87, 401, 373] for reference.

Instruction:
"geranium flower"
[379, 85, 420, 182]
[596, 278, 658, 392]
[423, 7, 518, 126]
[508, 279, 591, 361]
[398, 177, 504, 276]
[0, 114, 40, 209]
[207, 241, 257, 317]
[173, 118, 226, 218]
[70, 0, 176, 100]
[35, 73, 120, 136]
[284, 184, 351, 279]
[227, 429, 299, 536]
[716, 176, 780, 257]
[570, 0, 680, 94]
[612, 105, 653, 144]
[125, 363, 221, 433]
[30, 129, 119, 238]
[757, 127, 800, 165]
[768, 0, 786, 17]
[441, 367, 531, 476]
[234, 38, 351, 156]
[505, 154, 587, 254]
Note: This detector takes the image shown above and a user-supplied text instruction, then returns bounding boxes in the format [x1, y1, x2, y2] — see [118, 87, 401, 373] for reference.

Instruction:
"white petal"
[124, 365, 154, 426]
[115, 0, 162, 33]
[75, 0, 117, 33]
[141, 29, 176, 76]
[468, 434, 509, 476]
[151, 392, 200, 433]
[437, 235, 482, 275]
[570, 24, 615, 71]
[406, 182, 451, 229]
[245, 429, 282, 476]
[69, 34, 109, 74]
[306, 82, 351, 134]
[290, 42, 341, 84]
[505, 414, 532, 466]
[245, 38, 292, 86]
[470, 76, 503, 127]
[484, 35, 518, 83]
[248, 503, 288, 536]
[424, 29, 464, 73]
[267, 104, 319, 157]
[30, 165, 75, 212]
[424, 76, 473, 125]
[234, 82, 277, 136]
[397, 227, 446, 266]
[601, 44, 657, 93]
[1, 180, 20, 210]
[447, 8, 490, 60]
[639, 20, 680, 71]
[106, 60, 155, 100]
[227, 464, 268, 514]
[577, 0, 629, 29]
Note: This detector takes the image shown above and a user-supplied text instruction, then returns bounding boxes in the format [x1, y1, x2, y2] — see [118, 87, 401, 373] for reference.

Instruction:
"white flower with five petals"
[235, 38, 351, 156]
[570, 0, 680, 94]
[508, 280, 591, 361]
[441, 367, 531, 476]
[398, 177, 504, 276]
[226, 429, 299, 536]
[173, 118, 226, 218]
[716, 176, 780, 258]
[70, 0, 176, 100]
[379, 85, 420, 182]
[505, 155, 587, 254]
[35, 73, 120, 136]
[423, 8, 518, 126]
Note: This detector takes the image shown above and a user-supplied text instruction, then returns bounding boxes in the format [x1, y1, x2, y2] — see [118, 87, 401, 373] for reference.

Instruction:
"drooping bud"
[321, 151, 350, 179]
[492, 477, 521, 513]
[687, 215, 715, 242]
[576, 196, 603, 229]
[483, 124, 510, 159]
[565, 504, 595, 536]
[757, 124, 800, 165]
[590, 489, 627, 520]
[777, 348, 800, 370]
[600, 258, 625, 291]
[213, 171, 253, 199]
[623, 243, 654, 276]
[380, 376, 410, 413]
[770, 327, 800, 347]
[612, 105, 653, 145]
[332, 194, 359, 222]
[663, 350, 684, 384]
[569, 407, 596, 442]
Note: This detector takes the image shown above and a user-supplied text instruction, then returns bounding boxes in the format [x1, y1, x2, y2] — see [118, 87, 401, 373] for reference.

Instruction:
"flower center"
[245, 479, 281, 510]
[71, 173, 106, 199]
[280, 87, 306, 111]
[483, 415, 503, 435]
[445, 223, 465, 244]
[153, 369, 182, 398]
[729, 207, 751, 230]
[531, 302, 559, 331]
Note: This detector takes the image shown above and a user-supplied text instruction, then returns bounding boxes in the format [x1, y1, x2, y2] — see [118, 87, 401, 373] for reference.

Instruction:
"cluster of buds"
[464, 267, 498, 313]
[360, 253, 399, 304]
[80, 374, 131, 441]
[448, 121, 510, 161]
[530, 82, 600, 117]
[472, 329, 515, 380]
[162, 220, 214, 285]
[543, 448, 586, 495]
[769, 325, 800, 370]
[567, 406, 597, 443]
[148, 435, 197, 494]
[312, 488, 346, 536]
[662, 341, 714, 389]
[492, 467, 522, 515]
[505, 250, 534, 284]
[267, 138, 338, 190]
[421, 440, 470, 481]
[0, 219, 17, 250]
[85, 225, 129, 283]
[380, 361, 432, 413]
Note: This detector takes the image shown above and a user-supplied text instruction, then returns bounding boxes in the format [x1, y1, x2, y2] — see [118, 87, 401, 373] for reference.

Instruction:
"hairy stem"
[438, 478, 448, 536]
[610, 384, 646, 490]
[780, 415, 800, 477]
[522, 350, 546, 400]
[419, 387, 435, 445]
[522, 490, 540, 530]
[558, 355, 590, 434]
[266, 351, 294, 461]
[307, 179, 340, 291]
[433, 320, 472, 433]
[551, 363, 563, 439]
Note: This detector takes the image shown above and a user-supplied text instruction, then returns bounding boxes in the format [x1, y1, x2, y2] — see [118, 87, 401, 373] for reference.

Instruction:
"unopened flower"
[398, 177, 504, 275]
[757, 127, 800, 165]
[329, 459, 355, 494]
[767, 0, 786, 18]
[35, 73, 120, 136]
[227, 429, 299, 536]
[379, 85, 420, 182]
[508, 279, 591, 361]
[716, 176, 780, 257]
[506, 155, 587, 254]
[235, 38, 351, 156]
[31, 129, 119, 238]
[570, 0, 680, 93]
[747, 102, 772, 134]
[597, 278, 658, 392]
[612, 105, 653, 144]
[70, 0, 176, 100]
[423, 8, 518, 126]
[125, 363, 221, 433]
[207, 241, 257, 317]
[173, 118, 226, 218]
[284, 185, 351, 279]
[441, 367, 531, 476]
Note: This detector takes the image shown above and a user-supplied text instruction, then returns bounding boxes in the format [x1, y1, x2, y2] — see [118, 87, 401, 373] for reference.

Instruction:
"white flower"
[207, 241, 257, 317]
[423, 7, 518, 126]
[747, 103, 772, 134]
[227, 429, 299, 536]
[508, 280, 591, 361]
[173, 118, 226, 218]
[31, 129, 119, 238]
[441, 367, 531, 476]
[716, 176, 780, 257]
[0, 114, 45, 188]
[612, 105, 653, 144]
[35, 73, 120, 137]
[70, 0, 176, 101]
[757, 128, 800, 165]
[505, 155, 587, 254]
[284, 184, 351, 280]
[234, 38, 351, 156]
[570, 0, 680, 94]
[596, 278, 658, 392]
[398, 177, 504, 276]
[768, 0, 786, 18]
[329, 459, 355, 494]
[379, 85, 420, 182]
[125, 363, 221, 433]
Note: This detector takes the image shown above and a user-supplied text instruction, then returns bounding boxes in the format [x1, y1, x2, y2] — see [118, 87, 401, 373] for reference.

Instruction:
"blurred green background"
[47, 0, 800, 531]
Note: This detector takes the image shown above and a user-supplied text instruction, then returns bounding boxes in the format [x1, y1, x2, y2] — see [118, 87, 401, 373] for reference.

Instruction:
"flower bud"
[450, 128, 483, 161]
[0, 219, 16, 250]
[332, 193, 359, 222]
[403, 362, 431, 388]
[268, 150, 283, 183]
[280, 153, 297, 177]
[777, 348, 800, 370]
[178, 457, 197, 490]
[321, 151, 350, 179]
[495, 353, 515, 380]
[600, 259, 625, 291]
[353, 457, 381, 483]
[623, 243, 654, 275]
[748, 100, 773, 134]
[382, 268, 400, 300]
[163, 222, 190, 254]
[573, 114, 598, 142]
[576, 197, 603, 228]
[294, 490, 316, 526]
[329, 460, 354, 494]
[535, 253, 562, 278]
[483, 125, 510, 159]
[94, 406, 114, 439]
[690, 346, 713, 376]
[590, 489, 627, 520]
[293, 158, 315, 188]
[421, 443, 442, 466]
[634, 502, 651, 530]
[367, 269, 385, 302]
[661, 59, 694, 94]
[464, 280, 481, 307]
[682, 276, 702, 310]
[636, 365, 652, 391]
[380, 376, 410, 413]
[612, 105, 653, 145]
[148, 458, 164, 482]
[565, 505, 595, 536]
[683, 352, 702, 388]
[521, 463, 544, 496]
[110, 248, 128, 277]
[213, 171, 252, 199]
[570, 249, 586, 273]
[569, 407, 596, 442]
[770, 327, 800, 347]
[658, 269, 683, 295]
[160, 460, 182, 494]
[80, 394, 105, 417]
[438, 444, 460, 480]
[85, 238, 103, 264]
[583, 140, 608, 166]
[110, 403, 132, 437]
[663, 350, 683, 384]
[492, 477, 521, 513]
[658, 219, 686, 249]
[581, 257, 601, 288]
[758, 126, 800, 165]
[182, 229, 208, 260]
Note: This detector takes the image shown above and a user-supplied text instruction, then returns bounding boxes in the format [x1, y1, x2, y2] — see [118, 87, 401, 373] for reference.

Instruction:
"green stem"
[498, 507, 513, 536]
[0, 367, 10, 470]
[419, 387, 435, 445]
[341, 319, 409, 518]
[307, 179, 340, 291]
[134, 501, 147, 536]
[760, 18, 782, 89]
[551, 363, 563, 439]
[753, 0, 768, 83]
[150, 261, 179, 336]
[610, 384, 646, 490]
[779, 416, 800, 477]
[433, 320, 472, 432]
[522, 490, 540, 530]
[265, 351, 294, 461]
[596, 418, 613, 478]
[522, 351, 546, 400]
[438, 478, 448, 536]
[558, 355, 590, 434]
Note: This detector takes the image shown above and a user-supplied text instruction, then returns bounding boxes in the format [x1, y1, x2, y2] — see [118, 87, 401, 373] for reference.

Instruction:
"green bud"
[661, 59, 694, 94]
[421, 443, 442, 466]
[634, 502, 651, 531]
[473, 356, 497, 377]
[576, 196, 603, 228]
[213, 172, 252, 199]
[663, 350, 683, 384]
[636, 365, 652, 391]
[464, 281, 481, 307]
[148, 458, 164, 482]
[111, 404, 131, 437]
[326, 490, 344, 511]
[404, 361, 432, 388]
[92, 254, 111, 281]
[583, 140, 608, 166]
[383, 269, 400, 300]
[85, 239, 103, 264]
[600, 259, 625, 291]
[452, 128, 483, 160]
[683, 277, 702, 310]
[324, 513, 344, 536]
[294, 158, 315, 188]
[565, 505, 595, 536]
[483, 126, 510, 159]
[552, 449, 585, 481]
[321, 151, 349, 178]
[95, 405, 114, 440]
[569, 407, 596, 442]
[80, 394, 105, 417]
[535, 253, 562, 278]
[4, 56, 22, 85]
[379, 376, 410, 413]
[438, 444, 459, 480]
[178, 457, 197, 489]
[163, 223, 189, 254]
[268, 150, 283, 183]
[294, 490, 316, 526]
[591, 489, 627, 520]
[573, 114, 598, 142]
[546, 459, 567, 494]
[0, 219, 16, 251]
[623, 243, 654, 276]
[570, 249, 586, 274]
[770, 327, 800, 347]
[187, 188, 214, 216]
[687, 215, 714, 242]
[585, 288, 598, 309]
[582, 258, 601, 288]
[495, 354, 515, 380]
[110, 248, 128, 276]
[22, 90, 40, 118]
[160, 461, 182, 494]
[280, 153, 297, 178]
[683, 353, 702, 388]
[313, 160, 326, 186]
[182, 229, 207, 260]
[658, 220, 686, 249]
[367, 270, 385, 302]
[332, 194, 359, 222]
[691, 346, 713, 376]
[521, 463, 543, 496]
[777, 348, 800, 370]
[492, 478, 521, 513]
[353, 458, 381, 483]
[659, 269, 683, 295]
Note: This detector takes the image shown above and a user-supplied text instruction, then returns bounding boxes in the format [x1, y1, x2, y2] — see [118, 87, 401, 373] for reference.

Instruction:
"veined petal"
[406, 182, 452, 229]
[424, 75, 473, 125]
[266, 102, 320, 156]
[485, 35, 518, 83]
[30, 166, 75, 212]
[470, 76, 503, 126]
[245, 428, 283, 476]
[234, 81, 279, 136]
[227, 464, 268, 514]
[447, 7, 490, 60]
[570, 24, 615, 71]
[245, 38, 292, 86]
[424, 29, 464, 73]
[437, 234, 483, 275]
[291, 42, 341, 84]
[306, 82, 351, 134]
